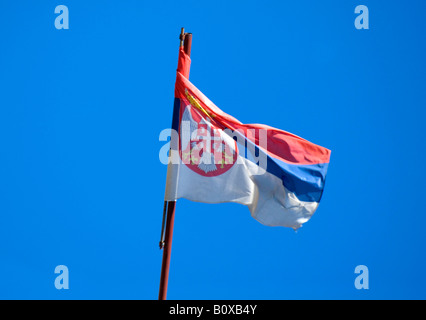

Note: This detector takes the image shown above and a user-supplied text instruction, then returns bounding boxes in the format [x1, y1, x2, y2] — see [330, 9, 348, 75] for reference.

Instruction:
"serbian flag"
[165, 47, 331, 230]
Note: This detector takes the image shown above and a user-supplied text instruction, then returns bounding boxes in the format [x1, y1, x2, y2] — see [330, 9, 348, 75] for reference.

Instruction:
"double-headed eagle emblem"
[180, 90, 236, 175]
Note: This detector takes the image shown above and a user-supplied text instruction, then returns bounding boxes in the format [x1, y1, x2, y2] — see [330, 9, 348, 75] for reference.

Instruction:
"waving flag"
[164, 47, 331, 230]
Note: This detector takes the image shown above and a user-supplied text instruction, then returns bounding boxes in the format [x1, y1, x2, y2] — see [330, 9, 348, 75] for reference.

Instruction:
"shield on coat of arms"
[179, 102, 238, 177]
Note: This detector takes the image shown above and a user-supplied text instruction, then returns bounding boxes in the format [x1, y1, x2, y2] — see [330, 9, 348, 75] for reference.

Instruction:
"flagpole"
[158, 28, 192, 301]
[158, 200, 176, 300]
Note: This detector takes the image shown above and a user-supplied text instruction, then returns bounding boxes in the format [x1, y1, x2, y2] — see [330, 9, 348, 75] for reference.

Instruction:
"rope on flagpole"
[159, 201, 168, 249]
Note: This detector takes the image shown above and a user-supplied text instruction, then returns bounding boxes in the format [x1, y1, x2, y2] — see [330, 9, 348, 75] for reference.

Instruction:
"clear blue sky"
[1, 0, 426, 299]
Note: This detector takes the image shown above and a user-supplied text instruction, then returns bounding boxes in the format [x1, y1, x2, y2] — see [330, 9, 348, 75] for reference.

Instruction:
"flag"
[164, 47, 331, 230]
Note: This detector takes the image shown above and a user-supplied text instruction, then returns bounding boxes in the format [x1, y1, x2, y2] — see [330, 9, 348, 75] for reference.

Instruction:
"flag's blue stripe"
[267, 156, 328, 202]
[171, 97, 181, 132]
[243, 137, 329, 203]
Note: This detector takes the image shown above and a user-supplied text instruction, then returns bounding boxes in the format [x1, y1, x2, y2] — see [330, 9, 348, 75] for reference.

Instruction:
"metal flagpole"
[158, 28, 192, 301]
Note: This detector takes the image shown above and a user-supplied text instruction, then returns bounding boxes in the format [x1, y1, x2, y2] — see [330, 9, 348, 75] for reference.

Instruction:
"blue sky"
[1, 0, 426, 299]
